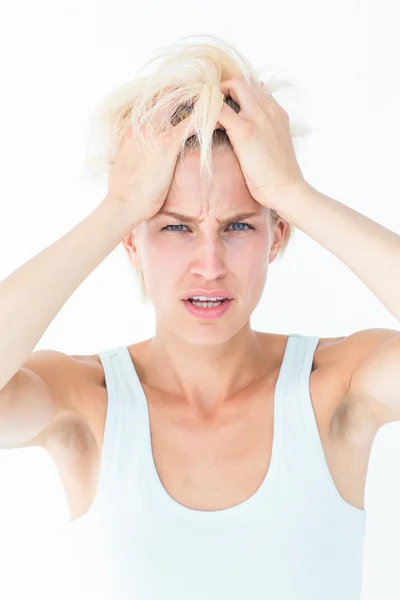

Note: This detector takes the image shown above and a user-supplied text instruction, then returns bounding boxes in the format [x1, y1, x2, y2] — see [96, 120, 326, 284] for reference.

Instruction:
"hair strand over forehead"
[80, 33, 311, 303]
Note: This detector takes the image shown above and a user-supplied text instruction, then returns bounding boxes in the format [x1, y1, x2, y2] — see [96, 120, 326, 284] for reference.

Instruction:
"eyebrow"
[155, 210, 261, 224]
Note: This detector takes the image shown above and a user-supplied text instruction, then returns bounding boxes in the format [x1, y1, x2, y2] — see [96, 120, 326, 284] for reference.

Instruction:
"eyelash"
[161, 222, 256, 234]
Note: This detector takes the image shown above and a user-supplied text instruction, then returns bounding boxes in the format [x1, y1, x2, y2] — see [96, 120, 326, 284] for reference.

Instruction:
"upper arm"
[0, 350, 84, 450]
[346, 327, 400, 424]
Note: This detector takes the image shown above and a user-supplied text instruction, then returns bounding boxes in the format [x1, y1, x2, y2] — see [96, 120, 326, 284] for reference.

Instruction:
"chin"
[177, 332, 236, 347]
[174, 320, 249, 347]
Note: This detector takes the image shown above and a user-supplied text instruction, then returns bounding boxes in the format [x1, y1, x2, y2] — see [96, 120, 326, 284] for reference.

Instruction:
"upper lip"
[181, 289, 234, 300]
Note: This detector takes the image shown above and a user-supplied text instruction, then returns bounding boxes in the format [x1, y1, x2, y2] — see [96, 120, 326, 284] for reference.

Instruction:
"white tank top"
[65, 333, 367, 600]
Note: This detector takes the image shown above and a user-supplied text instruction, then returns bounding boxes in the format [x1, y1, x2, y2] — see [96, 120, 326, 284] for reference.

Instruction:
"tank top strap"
[275, 334, 352, 504]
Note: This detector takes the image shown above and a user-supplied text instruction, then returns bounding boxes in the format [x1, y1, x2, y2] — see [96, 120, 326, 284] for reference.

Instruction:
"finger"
[219, 76, 262, 118]
[251, 80, 286, 115]
[214, 100, 241, 135]
[222, 75, 282, 117]
[167, 113, 197, 146]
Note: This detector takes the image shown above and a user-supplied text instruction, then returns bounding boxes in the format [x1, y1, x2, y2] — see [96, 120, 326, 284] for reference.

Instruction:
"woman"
[1, 33, 399, 600]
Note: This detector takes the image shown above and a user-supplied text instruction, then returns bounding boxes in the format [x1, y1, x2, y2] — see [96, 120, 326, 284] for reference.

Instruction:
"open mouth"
[187, 298, 229, 305]
[183, 298, 233, 318]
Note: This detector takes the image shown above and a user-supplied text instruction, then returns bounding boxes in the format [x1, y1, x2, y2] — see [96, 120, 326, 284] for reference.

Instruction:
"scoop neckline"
[121, 334, 296, 520]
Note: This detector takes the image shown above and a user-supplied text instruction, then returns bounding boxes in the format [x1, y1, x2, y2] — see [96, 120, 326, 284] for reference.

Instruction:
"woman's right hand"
[106, 107, 196, 224]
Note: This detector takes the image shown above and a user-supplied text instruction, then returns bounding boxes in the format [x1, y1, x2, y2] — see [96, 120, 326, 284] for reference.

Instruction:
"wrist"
[101, 194, 143, 230]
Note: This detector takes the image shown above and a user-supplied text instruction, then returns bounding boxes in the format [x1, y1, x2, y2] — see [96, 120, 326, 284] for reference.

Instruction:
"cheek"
[236, 236, 271, 282]
[142, 240, 181, 277]
[234, 234, 270, 260]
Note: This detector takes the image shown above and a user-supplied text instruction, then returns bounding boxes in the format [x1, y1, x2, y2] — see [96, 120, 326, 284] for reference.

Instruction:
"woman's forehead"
[170, 161, 261, 215]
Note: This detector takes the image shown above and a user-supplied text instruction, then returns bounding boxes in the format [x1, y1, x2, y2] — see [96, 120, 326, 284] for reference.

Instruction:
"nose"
[189, 240, 228, 281]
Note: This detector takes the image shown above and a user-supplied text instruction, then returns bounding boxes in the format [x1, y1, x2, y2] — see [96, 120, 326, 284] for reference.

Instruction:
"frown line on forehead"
[154, 210, 263, 225]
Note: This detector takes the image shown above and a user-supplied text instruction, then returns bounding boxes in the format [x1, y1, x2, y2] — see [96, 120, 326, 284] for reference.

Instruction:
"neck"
[144, 324, 270, 416]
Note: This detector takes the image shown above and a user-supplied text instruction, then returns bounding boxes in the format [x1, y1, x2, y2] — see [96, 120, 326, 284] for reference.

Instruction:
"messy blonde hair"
[80, 34, 312, 304]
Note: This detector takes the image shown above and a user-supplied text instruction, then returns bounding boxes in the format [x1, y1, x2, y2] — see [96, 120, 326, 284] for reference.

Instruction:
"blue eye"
[162, 222, 255, 234]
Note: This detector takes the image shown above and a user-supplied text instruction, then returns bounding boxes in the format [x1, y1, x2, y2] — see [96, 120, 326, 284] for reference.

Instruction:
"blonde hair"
[80, 34, 312, 304]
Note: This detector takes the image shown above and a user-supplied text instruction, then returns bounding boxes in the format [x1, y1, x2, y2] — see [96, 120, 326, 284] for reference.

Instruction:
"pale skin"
[123, 148, 288, 417]
[121, 69, 400, 426]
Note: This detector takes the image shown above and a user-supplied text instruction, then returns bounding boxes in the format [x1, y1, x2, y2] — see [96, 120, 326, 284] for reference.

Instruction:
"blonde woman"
[0, 34, 399, 600]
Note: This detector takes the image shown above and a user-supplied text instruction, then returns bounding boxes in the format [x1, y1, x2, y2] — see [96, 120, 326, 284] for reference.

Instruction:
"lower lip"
[183, 299, 233, 319]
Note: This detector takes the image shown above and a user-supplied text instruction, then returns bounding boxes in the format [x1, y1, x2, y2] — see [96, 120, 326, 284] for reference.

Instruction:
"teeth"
[191, 300, 223, 308]
[191, 296, 225, 301]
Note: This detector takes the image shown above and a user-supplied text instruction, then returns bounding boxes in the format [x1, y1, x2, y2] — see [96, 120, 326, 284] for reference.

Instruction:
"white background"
[0, 0, 399, 598]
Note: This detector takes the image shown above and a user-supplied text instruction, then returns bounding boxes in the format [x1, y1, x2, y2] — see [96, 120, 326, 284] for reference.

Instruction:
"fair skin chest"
[41, 332, 389, 522]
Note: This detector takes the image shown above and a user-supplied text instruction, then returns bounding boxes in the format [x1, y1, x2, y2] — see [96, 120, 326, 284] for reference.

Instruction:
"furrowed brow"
[155, 210, 261, 224]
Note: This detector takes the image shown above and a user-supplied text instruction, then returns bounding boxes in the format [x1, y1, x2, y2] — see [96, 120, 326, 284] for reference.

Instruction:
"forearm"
[273, 182, 400, 321]
[0, 195, 139, 391]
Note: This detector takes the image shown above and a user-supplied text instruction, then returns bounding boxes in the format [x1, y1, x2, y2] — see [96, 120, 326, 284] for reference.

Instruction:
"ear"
[122, 227, 141, 270]
[268, 218, 289, 263]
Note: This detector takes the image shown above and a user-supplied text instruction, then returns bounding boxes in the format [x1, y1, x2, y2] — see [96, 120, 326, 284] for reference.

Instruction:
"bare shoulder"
[323, 327, 400, 386]
[314, 329, 400, 429]
[65, 352, 106, 410]
[259, 331, 349, 371]
[33, 350, 105, 428]
[68, 352, 104, 381]
[263, 332, 367, 406]
[302, 333, 351, 392]
[335, 327, 400, 358]
[20, 349, 101, 414]
[300, 328, 399, 376]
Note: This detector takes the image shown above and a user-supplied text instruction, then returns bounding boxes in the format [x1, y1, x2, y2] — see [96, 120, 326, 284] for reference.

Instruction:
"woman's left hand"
[216, 75, 307, 210]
